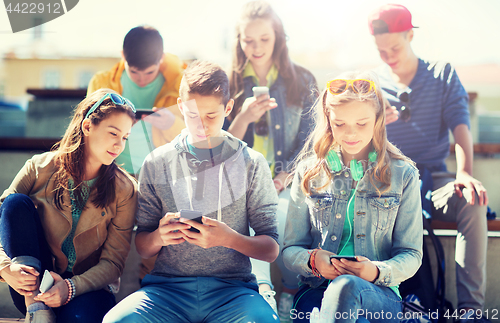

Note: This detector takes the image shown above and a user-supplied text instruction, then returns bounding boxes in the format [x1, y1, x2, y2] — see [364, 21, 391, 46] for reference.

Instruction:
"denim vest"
[282, 157, 423, 289]
[236, 70, 317, 175]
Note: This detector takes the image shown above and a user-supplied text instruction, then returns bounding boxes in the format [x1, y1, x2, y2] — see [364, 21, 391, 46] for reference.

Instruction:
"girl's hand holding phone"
[155, 212, 191, 246]
[239, 95, 277, 124]
[313, 250, 343, 280]
[330, 255, 380, 283]
[33, 271, 66, 307]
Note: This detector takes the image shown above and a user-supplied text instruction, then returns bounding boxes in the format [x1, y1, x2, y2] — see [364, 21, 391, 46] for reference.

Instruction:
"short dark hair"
[123, 26, 164, 69]
[179, 60, 230, 106]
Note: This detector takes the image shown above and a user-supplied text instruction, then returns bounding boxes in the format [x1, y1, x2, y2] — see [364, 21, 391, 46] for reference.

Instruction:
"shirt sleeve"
[441, 63, 470, 132]
[372, 166, 423, 287]
[246, 153, 279, 243]
[0, 158, 37, 279]
[282, 165, 317, 278]
[136, 156, 165, 234]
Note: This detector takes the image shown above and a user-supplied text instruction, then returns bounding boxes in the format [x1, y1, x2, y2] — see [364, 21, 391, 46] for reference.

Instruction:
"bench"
[431, 218, 500, 232]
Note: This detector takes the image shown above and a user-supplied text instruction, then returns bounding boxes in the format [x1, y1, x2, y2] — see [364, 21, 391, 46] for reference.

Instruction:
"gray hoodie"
[136, 129, 278, 283]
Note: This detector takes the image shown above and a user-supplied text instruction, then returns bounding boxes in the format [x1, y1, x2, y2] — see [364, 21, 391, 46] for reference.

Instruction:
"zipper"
[96, 225, 100, 250]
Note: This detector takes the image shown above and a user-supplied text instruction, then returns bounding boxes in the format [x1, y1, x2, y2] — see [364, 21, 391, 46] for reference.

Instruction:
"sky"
[1, 0, 499, 69]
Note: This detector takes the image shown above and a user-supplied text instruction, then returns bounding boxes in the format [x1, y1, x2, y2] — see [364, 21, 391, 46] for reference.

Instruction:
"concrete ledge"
[432, 219, 500, 232]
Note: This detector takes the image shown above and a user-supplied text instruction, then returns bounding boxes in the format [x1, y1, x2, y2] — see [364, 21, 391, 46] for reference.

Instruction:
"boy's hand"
[384, 98, 399, 125]
[454, 171, 488, 206]
[239, 95, 277, 124]
[143, 107, 176, 130]
[0, 264, 39, 296]
[180, 216, 237, 249]
[34, 272, 66, 307]
[330, 256, 380, 283]
[154, 212, 190, 246]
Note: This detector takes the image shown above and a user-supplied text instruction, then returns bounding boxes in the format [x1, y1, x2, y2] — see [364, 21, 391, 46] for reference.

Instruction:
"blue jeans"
[103, 274, 279, 323]
[292, 276, 402, 323]
[0, 193, 115, 323]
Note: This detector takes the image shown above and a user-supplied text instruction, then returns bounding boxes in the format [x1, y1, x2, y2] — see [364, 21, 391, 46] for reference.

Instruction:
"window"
[43, 70, 60, 89]
[78, 70, 94, 89]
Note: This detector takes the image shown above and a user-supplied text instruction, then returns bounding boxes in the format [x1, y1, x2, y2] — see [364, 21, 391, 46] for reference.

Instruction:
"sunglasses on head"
[327, 79, 376, 96]
[397, 90, 411, 122]
[85, 93, 136, 120]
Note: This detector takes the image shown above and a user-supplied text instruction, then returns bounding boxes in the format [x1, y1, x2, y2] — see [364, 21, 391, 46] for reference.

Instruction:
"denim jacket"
[282, 156, 423, 289]
[226, 68, 317, 175]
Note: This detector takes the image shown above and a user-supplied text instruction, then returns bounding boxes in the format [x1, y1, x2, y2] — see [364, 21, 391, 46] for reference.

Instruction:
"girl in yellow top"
[224, 2, 318, 320]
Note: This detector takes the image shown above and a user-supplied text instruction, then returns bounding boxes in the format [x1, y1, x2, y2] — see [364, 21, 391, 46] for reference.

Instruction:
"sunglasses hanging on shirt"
[397, 89, 411, 122]
[254, 115, 269, 137]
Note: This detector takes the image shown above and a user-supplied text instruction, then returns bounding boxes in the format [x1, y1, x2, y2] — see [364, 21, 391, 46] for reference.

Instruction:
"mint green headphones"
[325, 150, 377, 181]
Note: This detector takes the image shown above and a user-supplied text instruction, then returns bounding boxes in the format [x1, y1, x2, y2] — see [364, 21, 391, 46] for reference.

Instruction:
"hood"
[154, 129, 249, 223]
[172, 128, 247, 168]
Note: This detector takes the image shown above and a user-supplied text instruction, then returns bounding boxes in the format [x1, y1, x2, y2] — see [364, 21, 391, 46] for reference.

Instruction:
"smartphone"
[252, 86, 269, 98]
[180, 210, 203, 232]
[330, 255, 358, 262]
[135, 109, 155, 119]
[39, 270, 54, 293]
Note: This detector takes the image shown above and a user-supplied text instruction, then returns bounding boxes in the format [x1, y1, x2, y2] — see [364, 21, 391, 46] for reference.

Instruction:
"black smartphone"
[180, 210, 203, 232]
[330, 255, 358, 262]
[135, 109, 155, 119]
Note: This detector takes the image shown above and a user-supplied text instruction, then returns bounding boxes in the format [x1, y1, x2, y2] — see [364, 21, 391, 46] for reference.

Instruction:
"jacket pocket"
[369, 196, 400, 231]
[305, 194, 333, 229]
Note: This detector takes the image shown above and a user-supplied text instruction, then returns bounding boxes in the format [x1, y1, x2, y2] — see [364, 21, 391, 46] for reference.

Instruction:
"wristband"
[63, 278, 76, 305]
[308, 248, 322, 278]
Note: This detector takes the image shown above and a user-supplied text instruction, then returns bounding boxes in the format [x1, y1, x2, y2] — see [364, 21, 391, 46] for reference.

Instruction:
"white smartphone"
[39, 270, 54, 293]
[252, 86, 269, 98]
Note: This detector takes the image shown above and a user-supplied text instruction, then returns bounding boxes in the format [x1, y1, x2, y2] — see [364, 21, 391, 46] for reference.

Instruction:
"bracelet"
[63, 278, 76, 305]
[308, 248, 322, 278]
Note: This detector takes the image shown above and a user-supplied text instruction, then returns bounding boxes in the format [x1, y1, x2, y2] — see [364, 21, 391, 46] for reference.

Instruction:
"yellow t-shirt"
[243, 64, 279, 175]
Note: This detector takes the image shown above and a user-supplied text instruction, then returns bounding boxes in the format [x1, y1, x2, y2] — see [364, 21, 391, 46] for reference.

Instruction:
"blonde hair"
[299, 70, 412, 196]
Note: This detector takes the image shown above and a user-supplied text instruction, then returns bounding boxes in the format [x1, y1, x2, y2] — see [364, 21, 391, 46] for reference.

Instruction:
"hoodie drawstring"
[181, 155, 225, 222]
[181, 155, 195, 211]
[217, 162, 224, 222]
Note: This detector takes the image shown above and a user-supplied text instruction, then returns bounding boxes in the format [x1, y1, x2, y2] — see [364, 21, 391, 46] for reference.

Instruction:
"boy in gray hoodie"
[103, 60, 280, 322]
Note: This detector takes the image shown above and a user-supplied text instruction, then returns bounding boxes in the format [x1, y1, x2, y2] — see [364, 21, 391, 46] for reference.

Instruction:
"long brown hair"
[228, 0, 312, 120]
[51, 89, 136, 210]
[299, 71, 412, 196]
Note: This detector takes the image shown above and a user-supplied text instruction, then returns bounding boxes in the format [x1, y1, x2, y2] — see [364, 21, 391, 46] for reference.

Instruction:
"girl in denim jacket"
[225, 1, 318, 320]
[282, 71, 423, 322]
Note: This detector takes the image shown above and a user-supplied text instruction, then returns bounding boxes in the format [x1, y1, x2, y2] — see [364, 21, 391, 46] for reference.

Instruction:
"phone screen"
[180, 210, 203, 232]
[330, 255, 358, 262]
[135, 109, 155, 119]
